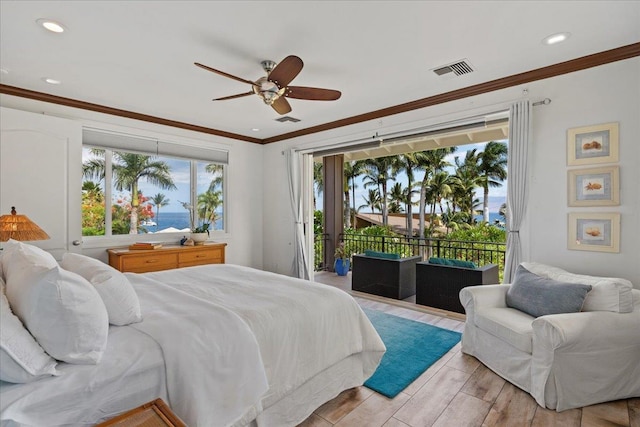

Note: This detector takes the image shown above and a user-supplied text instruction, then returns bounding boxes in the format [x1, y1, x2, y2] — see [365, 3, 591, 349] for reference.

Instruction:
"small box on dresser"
[107, 243, 226, 273]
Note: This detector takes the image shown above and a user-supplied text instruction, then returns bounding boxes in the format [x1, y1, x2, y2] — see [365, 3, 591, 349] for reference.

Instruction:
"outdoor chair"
[416, 259, 499, 313]
[352, 251, 421, 299]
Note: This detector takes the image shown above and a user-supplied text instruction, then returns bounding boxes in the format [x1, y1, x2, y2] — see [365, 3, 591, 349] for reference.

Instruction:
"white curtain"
[286, 148, 310, 280]
[503, 101, 531, 283]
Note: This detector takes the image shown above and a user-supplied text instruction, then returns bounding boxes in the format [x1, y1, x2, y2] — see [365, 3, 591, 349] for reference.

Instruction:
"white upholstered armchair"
[459, 262, 640, 411]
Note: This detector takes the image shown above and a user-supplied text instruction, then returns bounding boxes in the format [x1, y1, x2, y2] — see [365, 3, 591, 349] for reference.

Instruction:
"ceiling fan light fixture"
[252, 77, 285, 105]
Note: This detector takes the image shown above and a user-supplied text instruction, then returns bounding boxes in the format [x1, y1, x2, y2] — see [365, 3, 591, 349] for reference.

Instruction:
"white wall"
[524, 58, 640, 284]
[262, 57, 640, 284]
[0, 97, 264, 268]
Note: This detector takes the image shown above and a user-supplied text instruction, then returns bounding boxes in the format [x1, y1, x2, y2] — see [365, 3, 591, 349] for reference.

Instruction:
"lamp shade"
[0, 207, 50, 242]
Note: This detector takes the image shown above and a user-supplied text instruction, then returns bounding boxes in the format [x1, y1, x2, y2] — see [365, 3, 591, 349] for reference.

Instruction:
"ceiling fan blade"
[194, 62, 255, 86]
[271, 97, 292, 115]
[268, 55, 303, 88]
[213, 91, 254, 101]
[285, 86, 342, 101]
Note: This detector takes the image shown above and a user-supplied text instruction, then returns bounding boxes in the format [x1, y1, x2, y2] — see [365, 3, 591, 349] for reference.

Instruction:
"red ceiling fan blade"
[268, 56, 303, 88]
[213, 91, 254, 101]
[285, 86, 342, 101]
[194, 62, 255, 86]
[271, 97, 292, 115]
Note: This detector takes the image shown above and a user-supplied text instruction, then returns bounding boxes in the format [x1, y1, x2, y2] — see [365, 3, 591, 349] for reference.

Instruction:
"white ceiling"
[1, 1, 639, 142]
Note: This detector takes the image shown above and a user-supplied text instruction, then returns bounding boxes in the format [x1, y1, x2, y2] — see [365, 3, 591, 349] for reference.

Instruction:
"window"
[81, 129, 227, 237]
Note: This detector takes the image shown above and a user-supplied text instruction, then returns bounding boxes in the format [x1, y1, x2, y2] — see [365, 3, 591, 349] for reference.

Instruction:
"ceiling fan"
[194, 55, 341, 115]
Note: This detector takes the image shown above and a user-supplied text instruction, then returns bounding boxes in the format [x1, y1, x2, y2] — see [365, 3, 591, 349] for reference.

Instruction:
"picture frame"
[567, 122, 619, 166]
[568, 166, 619, 206]
[568, 212, 620, 253]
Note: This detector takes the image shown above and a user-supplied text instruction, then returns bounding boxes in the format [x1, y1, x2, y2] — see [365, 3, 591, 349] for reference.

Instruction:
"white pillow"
[521, 262, 634, 313]
[6, 265, 109, 364]
[0, 277, 59, 383]
[61, 253, 142, 326]
[2, 239, 57, 284]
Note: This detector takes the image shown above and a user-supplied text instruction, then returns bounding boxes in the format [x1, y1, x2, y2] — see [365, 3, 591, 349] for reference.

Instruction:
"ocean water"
[141, 211, 223, 234]
[474, 212, 504, 224]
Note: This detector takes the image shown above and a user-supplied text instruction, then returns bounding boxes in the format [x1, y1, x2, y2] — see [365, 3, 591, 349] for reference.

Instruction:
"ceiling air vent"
[275, 116, 301, 123]
[432, 60, 474, 77]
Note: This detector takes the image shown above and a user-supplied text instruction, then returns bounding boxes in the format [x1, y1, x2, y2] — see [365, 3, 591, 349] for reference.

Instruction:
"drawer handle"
[146, 259, 159, 263]
[196, 255, 206, 258]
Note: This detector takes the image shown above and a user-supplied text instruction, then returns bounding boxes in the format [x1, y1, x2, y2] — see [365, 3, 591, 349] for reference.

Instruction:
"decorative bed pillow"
[521, 262, 634, 313]
[61, 253, 142, 326]
[0, 277, 59, 383]
[5, 265, 109, 364]
[506, 265, 592, 318]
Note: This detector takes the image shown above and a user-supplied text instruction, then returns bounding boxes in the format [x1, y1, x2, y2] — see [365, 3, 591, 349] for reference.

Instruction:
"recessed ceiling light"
[542, 32, 570, 45]
[251, 128, 260, 132]
[42, 77, 62, 85]
[36, 18, 65, 33]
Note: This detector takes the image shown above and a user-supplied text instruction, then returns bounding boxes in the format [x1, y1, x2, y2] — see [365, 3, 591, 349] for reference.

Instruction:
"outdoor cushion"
[364, 250, 401, 260]
[475, 307, 534, 354]
[428, 257, 477, 269]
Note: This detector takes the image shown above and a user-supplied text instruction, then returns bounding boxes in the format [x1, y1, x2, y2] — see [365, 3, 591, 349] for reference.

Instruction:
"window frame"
[81, 143, 228, 249]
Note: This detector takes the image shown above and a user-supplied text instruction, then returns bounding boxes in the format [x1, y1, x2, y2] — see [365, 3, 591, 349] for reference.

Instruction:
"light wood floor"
[297, 272, 639, 427]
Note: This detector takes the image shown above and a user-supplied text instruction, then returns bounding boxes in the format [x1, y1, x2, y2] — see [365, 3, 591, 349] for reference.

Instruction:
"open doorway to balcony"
[311, 112, 510, 300]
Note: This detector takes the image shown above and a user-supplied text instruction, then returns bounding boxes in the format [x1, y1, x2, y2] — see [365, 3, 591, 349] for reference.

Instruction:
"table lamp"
[0, 206, 50, 242]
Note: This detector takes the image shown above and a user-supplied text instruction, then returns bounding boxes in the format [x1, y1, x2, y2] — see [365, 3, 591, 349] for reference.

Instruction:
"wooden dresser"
[107, 242, 226, 273]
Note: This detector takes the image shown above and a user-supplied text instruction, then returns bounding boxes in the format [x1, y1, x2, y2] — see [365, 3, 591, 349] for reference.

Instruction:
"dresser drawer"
[121, 252, 178, 273]
[178, 246, 224, 267]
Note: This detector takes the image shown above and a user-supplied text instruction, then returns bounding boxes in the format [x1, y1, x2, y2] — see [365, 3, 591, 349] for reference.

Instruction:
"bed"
[0, 244, 386, 427]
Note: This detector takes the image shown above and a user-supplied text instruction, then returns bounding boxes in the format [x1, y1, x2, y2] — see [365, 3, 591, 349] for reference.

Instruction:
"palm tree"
[197, 190, 222, 229]
[83, 151, 176, 234]
[415, 148, 453, 239]
[478, 141, 508, 222]
[451, 149, 481, 222]
[149, 193, 169, 228]
[205, 163, 224, 193]
[387, 182, 406, 214]
[344, 160, 365, 228]
[358, 188, 382, 214]
[425, 171, 453, 236]
[362, 156, 396, 226]
[313, 161, 323, 210]
[393, 153, 419, 237]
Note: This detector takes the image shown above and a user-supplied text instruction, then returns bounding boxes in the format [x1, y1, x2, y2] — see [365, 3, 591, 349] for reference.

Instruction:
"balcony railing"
[314, 233, 330, 271]
[314, 233, 506, 278]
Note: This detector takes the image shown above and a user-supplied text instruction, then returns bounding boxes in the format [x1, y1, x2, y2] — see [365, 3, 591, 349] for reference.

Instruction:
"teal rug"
[363, 308, 461, 398]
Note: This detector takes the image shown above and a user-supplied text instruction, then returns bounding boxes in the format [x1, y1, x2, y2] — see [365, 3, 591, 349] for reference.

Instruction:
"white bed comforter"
[127, 264, 385, 427]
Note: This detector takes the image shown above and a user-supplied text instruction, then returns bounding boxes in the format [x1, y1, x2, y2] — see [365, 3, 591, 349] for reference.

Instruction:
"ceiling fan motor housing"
[261, 60, 277, 73]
